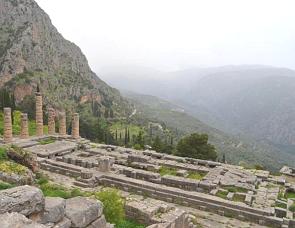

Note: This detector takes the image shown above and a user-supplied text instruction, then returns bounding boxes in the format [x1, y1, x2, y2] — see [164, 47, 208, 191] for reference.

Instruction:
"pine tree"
[222, 154, 226, 163]
[124, 127, 128, 146]
[127, 128, 130, 143]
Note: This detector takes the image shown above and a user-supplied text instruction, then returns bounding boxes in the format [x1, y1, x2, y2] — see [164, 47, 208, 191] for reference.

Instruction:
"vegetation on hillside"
[175, 133, 217, 160]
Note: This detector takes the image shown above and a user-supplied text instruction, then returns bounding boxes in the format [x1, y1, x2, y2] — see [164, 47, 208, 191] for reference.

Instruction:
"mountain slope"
[123, 91, 295, 171]
[0, 0, 131, 116]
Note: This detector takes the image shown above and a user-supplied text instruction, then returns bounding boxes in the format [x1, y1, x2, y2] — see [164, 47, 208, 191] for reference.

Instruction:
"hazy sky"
[36, 0, 295, 72]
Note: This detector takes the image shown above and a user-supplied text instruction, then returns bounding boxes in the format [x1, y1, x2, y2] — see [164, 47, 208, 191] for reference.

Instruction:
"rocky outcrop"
[0, 185, 44, 216]
[0, 185, 111, 228]
[0, 0, 131, 116]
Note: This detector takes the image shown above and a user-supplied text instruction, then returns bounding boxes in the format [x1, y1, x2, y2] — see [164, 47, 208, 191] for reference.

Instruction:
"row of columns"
[3, 93, 80, 143]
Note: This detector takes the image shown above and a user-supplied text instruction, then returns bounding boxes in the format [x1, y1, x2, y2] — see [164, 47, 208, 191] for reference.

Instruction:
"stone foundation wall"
[99, 175, 285, 228]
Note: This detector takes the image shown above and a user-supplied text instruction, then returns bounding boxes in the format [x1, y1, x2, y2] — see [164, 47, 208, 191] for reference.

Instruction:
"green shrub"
[95, 188, 125, 225]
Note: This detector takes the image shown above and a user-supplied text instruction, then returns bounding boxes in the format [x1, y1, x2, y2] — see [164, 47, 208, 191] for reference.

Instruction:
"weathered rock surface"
[65, 196, 103, 227]
[53, 217, 71, 228]
[0, 212, 46, 228]
[0, 185, 44, 216]
[40, 197, 65, 224]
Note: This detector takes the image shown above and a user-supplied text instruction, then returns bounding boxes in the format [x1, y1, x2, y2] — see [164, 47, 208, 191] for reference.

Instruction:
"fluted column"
[35, 92, 43, 136]
[71, 113, 79, 139]
[3, 108, 12, 143]
[20, 113, 29, 139]
[59, 112, 66, 136]
[48, 108, 56, 135]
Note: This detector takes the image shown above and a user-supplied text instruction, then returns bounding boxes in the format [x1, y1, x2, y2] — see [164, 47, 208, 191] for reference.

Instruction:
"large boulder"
[40, 197, 65, 224]
[65, 196, 103, 227]
[0, 185, 44, 216]
[0, 212, 46, 228]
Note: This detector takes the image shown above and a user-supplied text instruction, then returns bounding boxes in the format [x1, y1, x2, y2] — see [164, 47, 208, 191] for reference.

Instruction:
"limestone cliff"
[0, 0, 131, 116]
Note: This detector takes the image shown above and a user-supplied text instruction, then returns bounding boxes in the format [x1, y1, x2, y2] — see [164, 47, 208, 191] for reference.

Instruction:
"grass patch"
[187, 171, 206, 180]
[285, 191, 295, 199]
[116, 219, 146, 228]
[36, 174, 87, 199]
[0, 181, 15, 190]
[232, 194, 245, 202]
[158, 166, 178, 176]
[216, 190, 228, 199]
[223, 186, 248, 193]
[275, 201, 287, 209]
[0, 147, 8, 160]
[39, 137, 56, 145]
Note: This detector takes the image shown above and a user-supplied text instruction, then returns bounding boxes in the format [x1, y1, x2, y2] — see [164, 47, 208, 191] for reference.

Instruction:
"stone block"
[87, 215, 107, 228]
[65, 197, 103, 227]
[41, 197, 65, 224]
[53, 217, 71, 228]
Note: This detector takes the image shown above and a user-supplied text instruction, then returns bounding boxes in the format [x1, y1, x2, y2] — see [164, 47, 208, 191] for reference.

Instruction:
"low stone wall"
[0, 185, 112, 228]
[39, 159, 93, 179]
[99, 174, 287, 228]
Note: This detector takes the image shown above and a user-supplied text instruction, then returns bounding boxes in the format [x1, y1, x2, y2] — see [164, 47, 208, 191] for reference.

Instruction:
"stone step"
[73, 180, 92, 188]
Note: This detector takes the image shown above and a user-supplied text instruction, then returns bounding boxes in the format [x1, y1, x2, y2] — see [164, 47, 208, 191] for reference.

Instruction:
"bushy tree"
[175, 133, 217, 161]
[95, 188, 125, 225]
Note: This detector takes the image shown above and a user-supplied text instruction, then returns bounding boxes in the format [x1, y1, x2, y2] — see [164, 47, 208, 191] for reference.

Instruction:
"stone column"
[3, 108, 12, 143]
[35, 92, 43, 136]
[48, 108, 56, 135]
[20, 113, 29, 139]
[59, 112, 66, 136]
[71, 113, 79, 139]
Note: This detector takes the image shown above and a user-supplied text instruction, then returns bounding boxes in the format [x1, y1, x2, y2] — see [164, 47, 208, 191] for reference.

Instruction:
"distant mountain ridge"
[101, 65, 295, 144]
[123, 90, 295, 171]
[0, 0, 131, 116]
[101, 65, 295, 169]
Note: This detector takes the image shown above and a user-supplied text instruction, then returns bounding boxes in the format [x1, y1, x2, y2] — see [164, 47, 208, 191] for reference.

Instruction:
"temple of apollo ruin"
[0, 93, 294, 228]
[2, 92, 80, 144]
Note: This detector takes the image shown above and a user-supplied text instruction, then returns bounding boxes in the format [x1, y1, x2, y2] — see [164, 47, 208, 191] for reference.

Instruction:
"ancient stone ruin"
[0, 93, 295, 228]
